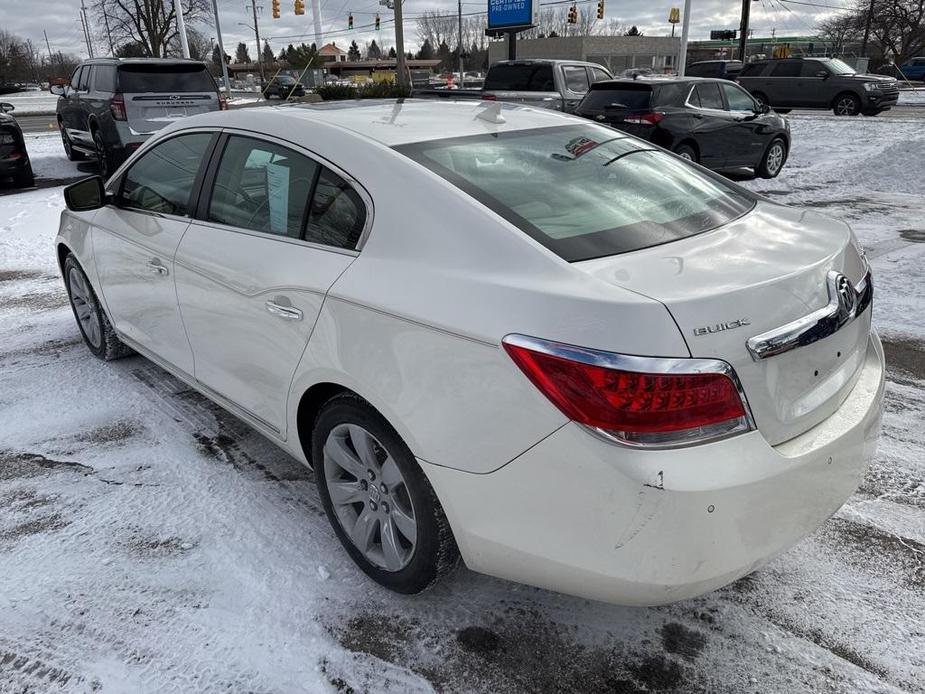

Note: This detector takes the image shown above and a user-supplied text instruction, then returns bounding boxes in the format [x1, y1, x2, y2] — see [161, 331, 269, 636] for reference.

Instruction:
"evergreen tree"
[262, 40, 275, 64]
[234, 42, 251, 64]
[388, 46, 397, 59]
[416, 39, 434, 60]
[624, 25, 643, 36]
[348, 40, 361, 61]
[366, 39, 382, 60]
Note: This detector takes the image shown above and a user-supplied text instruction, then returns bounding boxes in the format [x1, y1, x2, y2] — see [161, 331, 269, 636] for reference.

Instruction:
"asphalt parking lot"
[0, 111, 923, 693]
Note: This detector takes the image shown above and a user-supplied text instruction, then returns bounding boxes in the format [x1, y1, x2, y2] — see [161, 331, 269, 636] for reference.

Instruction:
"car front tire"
[60, 123, 85, 161]
[833, 93, 861, 116]
[757, 137, 788, 179]
[63, 254, 133, 361]
[312, 393, 459, 594]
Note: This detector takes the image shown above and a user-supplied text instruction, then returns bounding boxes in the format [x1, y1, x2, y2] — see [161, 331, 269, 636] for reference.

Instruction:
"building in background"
[487, 36, 681, 74]
[318, 43, 349, 64]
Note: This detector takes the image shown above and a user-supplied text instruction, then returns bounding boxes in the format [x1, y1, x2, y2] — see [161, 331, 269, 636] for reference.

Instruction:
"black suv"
[0, 102, 34, 188]
[574, 77, 790, 178]
[736, 57, 899, 116]
[686, 60, 743, 81]
[51, 58, 224, 178]
[261, 75, 306, 99]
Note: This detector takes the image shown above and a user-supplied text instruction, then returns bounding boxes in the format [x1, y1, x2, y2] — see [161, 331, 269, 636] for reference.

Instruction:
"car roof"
[80, 58, 208, 66]
[690, 60, 742, 65]
[491, 59, 607, 68]
[590, 76, 714, 87]
[186, 100, 588, 147]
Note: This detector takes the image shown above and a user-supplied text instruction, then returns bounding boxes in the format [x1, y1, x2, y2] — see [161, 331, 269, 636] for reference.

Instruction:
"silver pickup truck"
[414, 59, 613, 113]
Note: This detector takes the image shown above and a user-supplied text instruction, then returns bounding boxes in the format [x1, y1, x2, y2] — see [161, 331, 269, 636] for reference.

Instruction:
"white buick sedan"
[56, 101, 884, 606]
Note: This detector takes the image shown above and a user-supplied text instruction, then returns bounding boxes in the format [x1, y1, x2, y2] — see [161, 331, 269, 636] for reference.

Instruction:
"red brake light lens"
[481, 93, 497, 101]
[503, 336, 751, 447]
[110, 93, 126, 121]
[623, 111, 665, 125]
[218, 92, 229, 110]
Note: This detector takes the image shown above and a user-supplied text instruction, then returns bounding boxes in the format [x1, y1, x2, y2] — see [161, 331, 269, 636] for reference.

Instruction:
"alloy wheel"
[68, 267, 102, 348]
[323, 423, 418, 572]
[835, 96, 858, 116]
[765, 142, 785, 176]
[94, 132, 109, 178]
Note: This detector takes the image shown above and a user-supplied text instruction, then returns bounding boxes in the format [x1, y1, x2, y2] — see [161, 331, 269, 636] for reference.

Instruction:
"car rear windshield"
[117, 64, 216, 93]
[396, 125, 755, 262]
[581, 84, 652, 111]
[484, 64, 555, 91]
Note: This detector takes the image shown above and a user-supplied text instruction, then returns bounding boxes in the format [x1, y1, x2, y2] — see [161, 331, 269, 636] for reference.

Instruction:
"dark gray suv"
[51, 58, 224, 178]
[736, 57, 899, 116]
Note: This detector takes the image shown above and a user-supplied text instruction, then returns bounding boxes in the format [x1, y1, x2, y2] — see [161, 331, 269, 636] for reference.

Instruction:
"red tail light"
[623, 112, 665, 125]
[110, 93, 126, 121]
[481, 93, 497, 101]
[503, 335, 752, 447]
[218, 92, 229, 110]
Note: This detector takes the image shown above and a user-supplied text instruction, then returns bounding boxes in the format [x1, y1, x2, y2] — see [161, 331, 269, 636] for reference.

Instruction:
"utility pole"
[103, 11, 115, 55]
[211, 0, 232, 93]
[394, 0, 408, 91]
[79, 0, 94, 57]
[175, 0, 191, 58]
[737, 0, 751, 63]
[311, 0, 323, 49]
[860, 0, 874, 57]
[43, 29, 54, 66]
[677, 0, 691, 76]
[247, 0, 266, 81]
[457, 0, 465, 88]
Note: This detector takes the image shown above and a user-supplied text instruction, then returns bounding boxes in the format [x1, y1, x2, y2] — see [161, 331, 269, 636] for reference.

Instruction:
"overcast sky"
[7, 0, 841, 61]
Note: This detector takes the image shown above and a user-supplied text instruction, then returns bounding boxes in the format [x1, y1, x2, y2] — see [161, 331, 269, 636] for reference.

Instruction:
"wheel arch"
[295, 381, 353, 466]
[830, 90, 861, 108]
[675, 138, 701, 161]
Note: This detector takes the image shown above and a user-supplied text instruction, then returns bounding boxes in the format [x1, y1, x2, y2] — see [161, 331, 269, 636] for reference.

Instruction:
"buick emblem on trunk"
[693, 318, 751, 337]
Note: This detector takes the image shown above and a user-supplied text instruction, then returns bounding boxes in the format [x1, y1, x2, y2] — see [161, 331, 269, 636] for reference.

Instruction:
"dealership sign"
[487, 0, 536, 31]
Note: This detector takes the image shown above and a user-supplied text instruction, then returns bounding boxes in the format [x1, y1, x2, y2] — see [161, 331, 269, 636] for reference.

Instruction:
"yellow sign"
[668, 7, 680, 23]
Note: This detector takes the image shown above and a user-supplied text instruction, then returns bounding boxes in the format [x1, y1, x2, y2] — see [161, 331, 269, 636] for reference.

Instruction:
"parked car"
[414, 59, 613, 112]
[56, 101, 884, 606]
[51, 58, 226, 179]
[899, 57, 925, 82]
[686, 60, 743, 81]
[261, 74, 306, 99]
[736, 57, 899, 116]
[574, 77, 790, 178]
[0, 102, 34, 188]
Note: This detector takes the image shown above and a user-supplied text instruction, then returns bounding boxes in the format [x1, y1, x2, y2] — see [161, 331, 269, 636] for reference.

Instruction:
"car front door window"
[721, 83, 756, 111]
[120, 133, 214, 216]
[563, 66, 590, 93]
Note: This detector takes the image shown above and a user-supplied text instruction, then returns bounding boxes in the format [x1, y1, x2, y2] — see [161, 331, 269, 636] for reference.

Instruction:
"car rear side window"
[120, 133, 213, 216]
[117, 64, 216, 93]
[581, 85, 652, 111]
[563, 66, 591, 93]
[209, 136, 320, 238]
[305, 169, 367, 249]
[94, 65, 116, 91]
[395, 125, 754, 262]
[770, 61, 801, 77]
[483, 64, 555, 91]
[694, 82, 724, 109]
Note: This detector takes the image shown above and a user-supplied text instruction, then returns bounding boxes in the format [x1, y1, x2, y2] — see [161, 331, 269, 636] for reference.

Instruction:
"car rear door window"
[483, 64, 555, 91]
[305, 169, 367, 249]
[770, 61, 801, 77]
[694, 82, 724, 109]
[120, 133, 213, 216]
[563, 66, 590, 93]
[209, 136, 319, 238]
[117, 64, 216, 93]
[721, 83, 755, 111]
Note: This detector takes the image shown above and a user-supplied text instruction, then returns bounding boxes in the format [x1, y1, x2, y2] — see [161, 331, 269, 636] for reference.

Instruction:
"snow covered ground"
[1, 114, 924, 693]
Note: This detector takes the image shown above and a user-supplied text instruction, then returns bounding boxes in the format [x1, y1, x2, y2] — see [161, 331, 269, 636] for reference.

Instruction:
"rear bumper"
[423, 332, 885, 606]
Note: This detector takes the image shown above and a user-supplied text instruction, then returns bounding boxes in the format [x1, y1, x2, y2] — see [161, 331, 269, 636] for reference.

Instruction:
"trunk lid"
[117, 63, 219, 134]
[576, 201, 872, 445]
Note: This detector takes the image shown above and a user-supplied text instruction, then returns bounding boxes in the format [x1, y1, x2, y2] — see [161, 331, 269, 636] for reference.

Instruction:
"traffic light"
[597, 0, 604, 20]
[348, 13, 353, 29]
[272, 0, 280, 18]
[567, 3, 577, 23]
[294, 0, 305, 14]
[375, 13, 380, 30]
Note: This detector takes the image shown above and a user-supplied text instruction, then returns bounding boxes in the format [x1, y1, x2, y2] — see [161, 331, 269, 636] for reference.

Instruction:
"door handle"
[265, 300, 303, 321]
[146, 259, 169, 276]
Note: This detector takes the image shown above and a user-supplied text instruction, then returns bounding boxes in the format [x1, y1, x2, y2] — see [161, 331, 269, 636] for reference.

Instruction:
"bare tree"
[816, 12, 863, 55]
[816, 0, 925, 63]
[92, 0, 212, 58]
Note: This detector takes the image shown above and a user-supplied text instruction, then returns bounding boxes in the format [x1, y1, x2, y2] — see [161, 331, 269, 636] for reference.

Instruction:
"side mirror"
[758, 102, 770, 114]
[64, 176, 108, 212]
[816, 71, 829, 79]
[49, 84, 66, 96]
[0, 102, 14, 113]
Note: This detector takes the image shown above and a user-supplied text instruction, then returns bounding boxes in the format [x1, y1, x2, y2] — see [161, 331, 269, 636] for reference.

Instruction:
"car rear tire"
[60, 123, 85, 161]
[63, 254, 133, 361]
[312, 393, 459, 594]
[13, 162, 34, 188]
[674, 143, 698, 163]
[756, 137, 788, 179]
[833, 93, 861, 116]
[92, 129, 116, 180]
